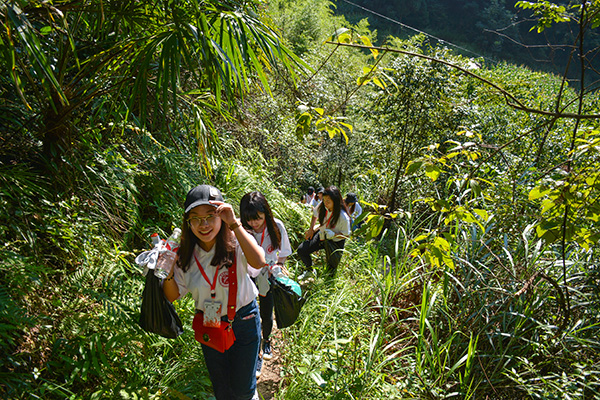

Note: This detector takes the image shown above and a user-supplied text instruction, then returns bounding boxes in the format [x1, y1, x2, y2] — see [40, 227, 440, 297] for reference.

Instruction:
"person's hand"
[270, 263, 289, 277]
[304, 227, 314, 240]
[210, 201, 236, 225]
[279, 263, 290, 277]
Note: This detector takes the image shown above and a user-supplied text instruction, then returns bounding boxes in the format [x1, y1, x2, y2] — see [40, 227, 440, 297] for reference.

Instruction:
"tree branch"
[325, 41, 600, 120]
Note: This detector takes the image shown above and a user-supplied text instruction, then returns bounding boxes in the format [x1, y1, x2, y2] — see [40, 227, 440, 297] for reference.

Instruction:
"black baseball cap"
[184, 185, 223, 213]
[345, 193, 358, 203]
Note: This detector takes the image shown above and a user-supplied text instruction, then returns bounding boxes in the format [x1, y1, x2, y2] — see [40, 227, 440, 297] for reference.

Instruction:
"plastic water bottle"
[154, 228, 181, 279]
[165, 228, 181, 252]
[151, 233, 161, 247]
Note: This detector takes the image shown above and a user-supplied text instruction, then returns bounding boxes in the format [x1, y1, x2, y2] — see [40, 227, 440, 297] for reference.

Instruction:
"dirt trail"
[257, 327, 284, 399]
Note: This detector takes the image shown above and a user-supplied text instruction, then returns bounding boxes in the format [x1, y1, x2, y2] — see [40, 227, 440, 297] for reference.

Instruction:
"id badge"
[203, 301, 222, 328]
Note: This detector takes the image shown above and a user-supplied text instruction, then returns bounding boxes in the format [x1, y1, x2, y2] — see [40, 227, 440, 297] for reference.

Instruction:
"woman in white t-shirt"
[240, 191, 292, 371]
[344, 192, 363, 231]
[163, 185, 266, 400]
[298, 186, 350, 276]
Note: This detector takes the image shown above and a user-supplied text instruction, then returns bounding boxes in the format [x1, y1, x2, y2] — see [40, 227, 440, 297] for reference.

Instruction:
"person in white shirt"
[307, 187, 324, 230]
[344, 192, 363, 231]
[303, 186, 316, 206]
[311, 186, 323, 208]
[163, 185, 266, 400]
[298, 186, 350, 277]
[240, 192, 292, 372]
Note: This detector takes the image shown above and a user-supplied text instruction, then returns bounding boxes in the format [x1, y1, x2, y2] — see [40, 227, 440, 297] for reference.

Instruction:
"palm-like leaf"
[1, 0, 308, 165]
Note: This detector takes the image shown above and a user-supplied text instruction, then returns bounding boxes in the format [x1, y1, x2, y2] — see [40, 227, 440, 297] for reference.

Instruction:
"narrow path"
[257, 327, 284, 399]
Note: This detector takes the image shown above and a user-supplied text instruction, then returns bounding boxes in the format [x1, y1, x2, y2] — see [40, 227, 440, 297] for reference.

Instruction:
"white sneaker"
[262, 340, 272, 361]
[255, 356, 263, 378]
[298, 269, 315, 281]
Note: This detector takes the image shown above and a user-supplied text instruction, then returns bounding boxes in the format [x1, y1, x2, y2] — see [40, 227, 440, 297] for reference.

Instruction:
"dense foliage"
[1, 0, 599, 399]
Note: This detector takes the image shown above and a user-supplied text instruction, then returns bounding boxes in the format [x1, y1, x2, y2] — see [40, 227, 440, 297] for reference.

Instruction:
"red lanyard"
[259, 227, 266, 247]
[194, 253, 219, 298]
[325, 212, 333, 228]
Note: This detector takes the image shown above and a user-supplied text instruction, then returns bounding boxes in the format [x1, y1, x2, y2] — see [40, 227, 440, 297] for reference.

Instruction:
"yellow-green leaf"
[357, 75, 370, 86]
[360, 35, 373, 47]
[372, 77, 386, 89]
[425, 164, 441, 181]
[339, 121, 353, 133]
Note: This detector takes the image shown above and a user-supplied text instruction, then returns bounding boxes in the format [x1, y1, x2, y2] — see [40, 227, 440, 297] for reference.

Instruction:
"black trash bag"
[138, 272, 183, 338]
[270, 275, 306, 329]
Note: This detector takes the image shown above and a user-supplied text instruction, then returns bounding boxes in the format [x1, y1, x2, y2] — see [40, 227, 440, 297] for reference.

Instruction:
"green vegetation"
[1, 0, 599, 399]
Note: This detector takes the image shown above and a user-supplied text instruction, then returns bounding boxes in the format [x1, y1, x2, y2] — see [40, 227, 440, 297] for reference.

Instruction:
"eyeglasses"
[187, 214, 217, 227]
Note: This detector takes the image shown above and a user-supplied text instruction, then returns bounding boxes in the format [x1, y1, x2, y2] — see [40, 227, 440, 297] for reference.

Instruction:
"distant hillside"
[332, 0, 600, 84]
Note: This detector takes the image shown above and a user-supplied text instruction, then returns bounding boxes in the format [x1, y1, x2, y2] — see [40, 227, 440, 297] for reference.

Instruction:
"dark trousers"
[201, 300, 260, 400]
[297, 234, 346, 275]
[259, 289, 274, 341]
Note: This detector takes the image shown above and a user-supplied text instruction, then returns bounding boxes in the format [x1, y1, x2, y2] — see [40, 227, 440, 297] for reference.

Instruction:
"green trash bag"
[270, 275, 306, 329]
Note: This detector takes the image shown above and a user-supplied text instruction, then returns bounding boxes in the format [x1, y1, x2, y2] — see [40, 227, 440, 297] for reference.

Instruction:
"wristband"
[229, 220, 241, 230]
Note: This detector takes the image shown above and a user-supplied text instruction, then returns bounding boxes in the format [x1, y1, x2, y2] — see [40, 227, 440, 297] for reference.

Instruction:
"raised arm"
[212, 201, 266, 269]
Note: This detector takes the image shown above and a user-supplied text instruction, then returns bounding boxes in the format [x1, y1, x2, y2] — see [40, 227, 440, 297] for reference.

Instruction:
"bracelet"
[165, 275, 174, 281]
[229, 220, 241, 230]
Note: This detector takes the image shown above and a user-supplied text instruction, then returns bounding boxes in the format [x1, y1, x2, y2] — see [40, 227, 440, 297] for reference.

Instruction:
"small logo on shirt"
[267, 244, 274, 253]
[219, 271, 229, 287]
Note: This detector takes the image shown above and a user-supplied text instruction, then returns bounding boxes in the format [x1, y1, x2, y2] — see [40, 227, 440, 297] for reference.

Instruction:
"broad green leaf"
[405, 160, 423, 175]
[367, 215, 385, 239]
[473, 209, 489, 221]
[315, 118, 327, 131]
[338, 32, 352, 44]
[425, 164, 441, 181]
[326, 125, 337, 138]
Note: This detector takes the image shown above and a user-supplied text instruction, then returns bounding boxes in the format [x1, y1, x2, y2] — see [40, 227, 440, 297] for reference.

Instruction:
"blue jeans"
[201, 300, 261, 400]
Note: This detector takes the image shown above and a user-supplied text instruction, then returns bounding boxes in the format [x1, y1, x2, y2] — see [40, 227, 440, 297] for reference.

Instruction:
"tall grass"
[278, 216, 600, 399]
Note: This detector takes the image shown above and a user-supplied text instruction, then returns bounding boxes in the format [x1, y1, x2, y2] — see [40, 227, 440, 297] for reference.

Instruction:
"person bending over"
[297, 186, 350, 277]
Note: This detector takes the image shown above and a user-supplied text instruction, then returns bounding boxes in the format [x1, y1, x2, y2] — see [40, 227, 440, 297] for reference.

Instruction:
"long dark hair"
[318, 186, 348, 228]
[176, 209, 235, 272]
[240, 191, 281, 250]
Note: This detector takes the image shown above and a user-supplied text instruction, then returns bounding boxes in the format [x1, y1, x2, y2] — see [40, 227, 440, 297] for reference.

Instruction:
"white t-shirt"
[304, 193, 315, 206]
[309, 196, 319, 208]
[249, 218, 292, 265]
[351, 202, 363, 221]
[312, 200, 322, 218]
[174, 243, 263, 312]
[318, 208, 351, 242]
